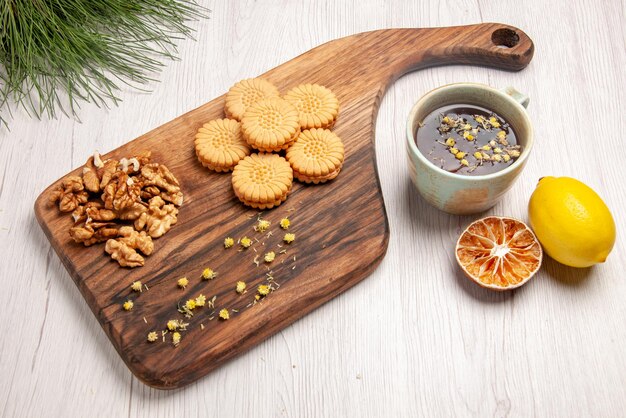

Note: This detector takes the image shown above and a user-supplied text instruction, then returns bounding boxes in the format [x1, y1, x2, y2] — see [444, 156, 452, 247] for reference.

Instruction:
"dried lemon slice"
[455, 216, 542, 290]
[224, 78, 280, 121]
[286, 128, 344, 184]
[241, 98, 300, 152]
[231, 153, 293, 209]
[283, 84, 339, 129]
[194, 119, 251, 172]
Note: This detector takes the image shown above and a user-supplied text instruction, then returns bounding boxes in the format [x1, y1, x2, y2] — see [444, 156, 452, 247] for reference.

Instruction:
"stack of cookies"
[194, 78, 345, 209]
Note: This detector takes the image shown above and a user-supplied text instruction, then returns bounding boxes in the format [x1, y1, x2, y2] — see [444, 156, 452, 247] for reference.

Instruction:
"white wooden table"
[2, 1, 625, 416]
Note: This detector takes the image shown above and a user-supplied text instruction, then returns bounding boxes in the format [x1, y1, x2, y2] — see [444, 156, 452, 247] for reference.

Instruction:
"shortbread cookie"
[224, 78, 280, 121]
[232, 153, 293, 209]
[195, 119, 251, 172]
[286, 128, 345, 184]
[283, 84, 339, 129]
[241, 98, 300, 152]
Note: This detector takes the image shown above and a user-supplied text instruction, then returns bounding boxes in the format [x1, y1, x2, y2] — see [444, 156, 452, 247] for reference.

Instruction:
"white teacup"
[406, 83, 533, 215]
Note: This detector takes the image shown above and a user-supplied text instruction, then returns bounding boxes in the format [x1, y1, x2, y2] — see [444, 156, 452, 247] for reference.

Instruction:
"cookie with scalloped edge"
[283, 84, 339, 129]
[232, 153, 293, 209]
[241, 98, 300, 152]
[195, 119, 251, 172]
[286, 128, 344, 184]
[224, 78, 280, 121]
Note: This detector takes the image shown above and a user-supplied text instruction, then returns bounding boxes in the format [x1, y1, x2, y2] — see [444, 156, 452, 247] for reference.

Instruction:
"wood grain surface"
[33, 23, 533, 389]
[2, 0, 626, 416]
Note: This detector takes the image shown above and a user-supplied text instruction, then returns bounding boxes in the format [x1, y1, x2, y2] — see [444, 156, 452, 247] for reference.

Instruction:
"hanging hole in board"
[491, 28, 520, 49]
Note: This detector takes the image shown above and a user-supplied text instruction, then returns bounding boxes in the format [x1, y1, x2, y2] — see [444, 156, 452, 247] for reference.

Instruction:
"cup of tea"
[405, 83, 533, 215]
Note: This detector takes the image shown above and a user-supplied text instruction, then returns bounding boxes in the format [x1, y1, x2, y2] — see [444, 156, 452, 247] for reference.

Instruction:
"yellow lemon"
[528, 177, 615, 268]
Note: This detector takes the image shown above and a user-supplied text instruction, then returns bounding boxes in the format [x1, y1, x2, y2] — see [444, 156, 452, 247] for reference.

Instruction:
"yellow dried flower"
[463, 123, 472, 130]
[493, 154, 503, 162]
[283, 233, 295, 244]
[503, 154, 511, 162]
[463, 131, 474, 141]
[236, 281, 246, 294]
[147, 331, 158, 342]
[475, 116, 485, 124]
[496, 130, 506, 139]
[195, 294, 206, 307]
[442, 116, 452, 125]
[131, 281, 142, 292]
[224, 237, 234, 248]
[481, 152, 491, 161]
[255, 294, 261, 301]
[240, 237, 252, 248]
[177, 277, 189, 289]
[280, 218, 290, 229]
[481, 145, 491, 151]
[444, 137, 455, 147]
[460, 159, 469, 167]
[264, 251, 275, 263]
[172, 332, 181, 346]
[167, 320, 179, 331]
[258, 284, 270, 296]
[489, 140, 497, 148]
[123, 300, 134, 311]
[449, 147, 459, 155]
[473, 152, 483, 160]
[255, 219, 270, 232]
[185, 299, 196, 310]
[202, 268, 216, 280]
[508, 149, 521, 158]
[455, 152, 466, 160]
[489, 117, 501, 128]
[493, 147, 503, 154]
[219, 308, 230, 320]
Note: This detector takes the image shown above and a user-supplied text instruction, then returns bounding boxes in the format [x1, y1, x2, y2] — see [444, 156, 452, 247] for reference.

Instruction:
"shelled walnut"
[49, 150, 182, 268]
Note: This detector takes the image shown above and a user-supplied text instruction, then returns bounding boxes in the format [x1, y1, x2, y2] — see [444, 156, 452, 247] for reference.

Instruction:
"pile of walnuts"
[49, 151, 183, 268]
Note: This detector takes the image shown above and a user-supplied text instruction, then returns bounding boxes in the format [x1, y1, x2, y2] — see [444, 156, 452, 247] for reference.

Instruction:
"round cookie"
[224, 78, 280, 121]
[286, 128, 345, 184]
[232, 153, 293, 209]
[241, 98, 300, 152]
[195, 119, 251, 172]
[283, 84, 339, 129]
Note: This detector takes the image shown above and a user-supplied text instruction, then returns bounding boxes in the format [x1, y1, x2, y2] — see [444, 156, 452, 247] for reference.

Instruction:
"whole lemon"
[528, 177, 615, 268]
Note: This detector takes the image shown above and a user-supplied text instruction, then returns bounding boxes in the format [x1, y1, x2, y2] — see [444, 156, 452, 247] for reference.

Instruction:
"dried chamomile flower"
[224, 237, 234, 248]
[240, 237, 252, 248]
[280, 218, 290, 230]
[123, 300, 134, 311]
[473, 152, 483, 160]
[255, 219, 271, 232]
[489, 140, 497, 148]
[172, 332, 181, 346]
[460, 159, 469, 167]
[131, 281, 143, 292]
[185, 299, 197, 310]
[503, 154, 511, 162]
[496, 130, 506, 139]
[219, 308, 230, 320]
[283, 233, 295, 244]
[463, 131, 474, 141]
[493, 147, 503, 154]
[258, 284, 270, 296]
[489, 116, 501, 128]
[455, 152, 466, 160]
[264, 251, 275, 263]
[177, 277, 189, 289]
[493, 154, 503, 162]
[202, 268, 216, 280]
[195, 294, 206, 307]
[236, 281, 246, 294]
[167, 320, 179, 331]
[507, 149, 521, 158]
[444, 137, 455, 147]
[481, 145, 491, 151]
[449, 147, 459, 155]
[147, 331, 158, 342]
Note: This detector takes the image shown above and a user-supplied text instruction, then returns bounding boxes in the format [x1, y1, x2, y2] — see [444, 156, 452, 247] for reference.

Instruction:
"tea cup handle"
[500, 86, 530, 108]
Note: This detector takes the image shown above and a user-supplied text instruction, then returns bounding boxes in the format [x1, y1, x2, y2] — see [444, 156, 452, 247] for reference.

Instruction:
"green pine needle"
[0, 0, 207, 127]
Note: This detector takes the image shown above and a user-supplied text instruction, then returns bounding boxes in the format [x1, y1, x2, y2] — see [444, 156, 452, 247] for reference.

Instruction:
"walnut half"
[105, 227, 154, 268]
[49, 176, 89, 212]
[134, 196, 179, 238]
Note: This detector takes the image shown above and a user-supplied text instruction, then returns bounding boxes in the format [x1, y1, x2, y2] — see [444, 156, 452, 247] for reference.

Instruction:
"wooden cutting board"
[34, 23, 534, 389]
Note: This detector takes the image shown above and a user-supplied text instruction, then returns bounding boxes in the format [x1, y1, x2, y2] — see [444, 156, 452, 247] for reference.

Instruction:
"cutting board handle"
[340, 23, 534, 84]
